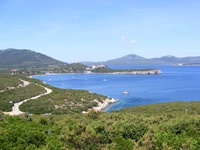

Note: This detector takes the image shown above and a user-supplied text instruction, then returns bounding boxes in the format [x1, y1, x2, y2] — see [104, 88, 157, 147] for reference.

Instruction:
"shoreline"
[30, 69, 161, 77]
[104, 69, 161, 75]
[82, 98, 118, 114]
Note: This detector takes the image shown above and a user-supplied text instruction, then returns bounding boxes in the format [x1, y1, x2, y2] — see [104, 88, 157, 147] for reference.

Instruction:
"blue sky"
[1, 0, 200, 62]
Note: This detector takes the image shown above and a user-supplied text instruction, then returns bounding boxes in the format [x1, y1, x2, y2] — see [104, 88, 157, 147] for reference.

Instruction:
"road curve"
[3, 82, 52, 116]
[0, 79, 29, 93]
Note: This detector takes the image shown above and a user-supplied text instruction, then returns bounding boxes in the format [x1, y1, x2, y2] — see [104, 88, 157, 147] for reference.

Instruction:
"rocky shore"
[110, 69, 161, 75]
[82, 98, 118, 114]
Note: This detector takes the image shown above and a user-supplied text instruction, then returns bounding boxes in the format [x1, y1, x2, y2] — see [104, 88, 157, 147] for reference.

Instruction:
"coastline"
[30, 69, 161, 77]
[82, 98, 118, 114]
[105, 69, 161, 75]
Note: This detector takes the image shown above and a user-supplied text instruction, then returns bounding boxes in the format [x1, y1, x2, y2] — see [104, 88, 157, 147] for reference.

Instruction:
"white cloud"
[121, 36, 136, 46]
[130, 39, 136, 44]
[121, 36, 126, 40]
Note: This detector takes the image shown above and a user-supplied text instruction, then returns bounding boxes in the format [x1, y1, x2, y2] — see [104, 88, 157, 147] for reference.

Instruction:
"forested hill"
[0, 48, 66, 68]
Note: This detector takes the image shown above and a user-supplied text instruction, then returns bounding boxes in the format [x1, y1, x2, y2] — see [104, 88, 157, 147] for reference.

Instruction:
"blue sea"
[33, 66, 200, 112]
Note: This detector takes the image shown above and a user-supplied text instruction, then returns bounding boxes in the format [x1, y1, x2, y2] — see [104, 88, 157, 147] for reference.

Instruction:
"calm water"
[33, 66, 200, 112]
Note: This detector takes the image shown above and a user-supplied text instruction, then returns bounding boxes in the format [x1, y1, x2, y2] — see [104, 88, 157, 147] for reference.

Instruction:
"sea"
[33, 66, 200, 112]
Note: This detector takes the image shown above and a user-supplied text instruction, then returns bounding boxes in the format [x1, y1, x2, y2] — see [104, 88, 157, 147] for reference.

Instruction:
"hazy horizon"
[1, 0, 200, 62]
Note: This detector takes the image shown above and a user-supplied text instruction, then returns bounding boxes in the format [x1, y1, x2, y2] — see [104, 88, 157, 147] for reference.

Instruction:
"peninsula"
[86, 65, 161, 75]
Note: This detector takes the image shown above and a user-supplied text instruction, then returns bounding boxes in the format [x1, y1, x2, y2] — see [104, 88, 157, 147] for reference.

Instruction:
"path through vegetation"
[3, 80, 52, 115]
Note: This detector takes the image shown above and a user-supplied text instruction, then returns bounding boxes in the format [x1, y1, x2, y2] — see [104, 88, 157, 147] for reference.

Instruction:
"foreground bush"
[1, 101, 200, 149]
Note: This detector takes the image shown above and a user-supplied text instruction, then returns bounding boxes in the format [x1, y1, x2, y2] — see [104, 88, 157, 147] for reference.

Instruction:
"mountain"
[0, 48, 67, 68]
[105, 54, 147, 65]
[81, 54, 200, 66]
[153, 55, 200, 65]
[78, 61, 96, 66]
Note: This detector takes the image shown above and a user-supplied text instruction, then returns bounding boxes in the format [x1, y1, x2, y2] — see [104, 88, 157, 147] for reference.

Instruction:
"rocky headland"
[89, 66, 161, 75]
[108, 69, 161, 75]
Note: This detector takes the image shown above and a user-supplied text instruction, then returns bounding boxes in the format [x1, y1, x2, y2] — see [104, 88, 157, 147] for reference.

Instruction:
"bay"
[33, 66, 200, 112]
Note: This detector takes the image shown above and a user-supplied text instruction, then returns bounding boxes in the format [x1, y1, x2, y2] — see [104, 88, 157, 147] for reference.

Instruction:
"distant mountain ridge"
[0, 48, 67, 68]
[1, 49, 199, 68]
[81, 54, 200, 66]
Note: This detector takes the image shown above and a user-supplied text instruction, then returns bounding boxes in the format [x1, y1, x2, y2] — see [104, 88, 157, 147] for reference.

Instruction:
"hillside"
[81, 54, 200, 66]
[0, 48, 66, 68]
[0, 101, 199, 149]
[0, 73, 108, 114]
[105, 54, 152, 65]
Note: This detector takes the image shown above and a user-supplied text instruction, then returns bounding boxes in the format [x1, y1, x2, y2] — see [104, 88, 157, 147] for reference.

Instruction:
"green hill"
[0, 74, 107, 113]
[0, 48, 66, 68]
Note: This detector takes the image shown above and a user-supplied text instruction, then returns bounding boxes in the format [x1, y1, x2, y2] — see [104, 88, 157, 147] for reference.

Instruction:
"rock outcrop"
[110, 69, 161, 75]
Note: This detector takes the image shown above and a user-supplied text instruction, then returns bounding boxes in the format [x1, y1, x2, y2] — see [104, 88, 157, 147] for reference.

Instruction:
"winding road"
[0, 79, 29, 93]
[3, 80, 52, 116]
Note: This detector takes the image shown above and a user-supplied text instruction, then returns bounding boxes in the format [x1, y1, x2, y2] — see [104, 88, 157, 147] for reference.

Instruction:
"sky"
[0, 0, 200, 63]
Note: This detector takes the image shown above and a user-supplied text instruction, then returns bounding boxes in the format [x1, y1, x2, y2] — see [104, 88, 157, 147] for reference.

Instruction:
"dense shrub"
[1, 101, 200, 149]
[0, 73, 22, 90]
[153, 117, 200, 150]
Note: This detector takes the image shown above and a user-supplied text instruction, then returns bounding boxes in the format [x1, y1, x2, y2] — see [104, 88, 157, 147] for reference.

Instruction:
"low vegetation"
[92, 67, 159, 73]
[0, 73, 22, 91]
[0, 74, 107, 114]
[0, 82, 46, 111]
[0, 101, 199, 149]
[20, 88, 106, 115]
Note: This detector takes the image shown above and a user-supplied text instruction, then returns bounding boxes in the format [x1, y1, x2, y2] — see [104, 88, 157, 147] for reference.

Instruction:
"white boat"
[122, 91, 129, 94]
[122, 84, 129, 94]
[71, 73, 76, 80]
[103, 75, 107, 82]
